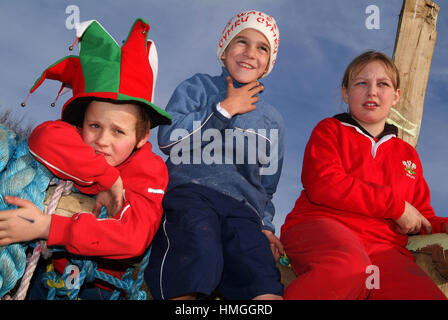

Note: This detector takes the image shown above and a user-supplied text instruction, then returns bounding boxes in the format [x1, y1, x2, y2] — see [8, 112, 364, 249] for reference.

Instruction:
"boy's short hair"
[342, 50, 400, 90]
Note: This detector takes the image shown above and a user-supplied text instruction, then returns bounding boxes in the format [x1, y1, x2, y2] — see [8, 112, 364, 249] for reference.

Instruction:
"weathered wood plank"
[388, 0, 439, 148]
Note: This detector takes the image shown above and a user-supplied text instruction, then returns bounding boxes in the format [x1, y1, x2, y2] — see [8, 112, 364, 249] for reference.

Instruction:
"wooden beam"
[388, 0, 439, 148]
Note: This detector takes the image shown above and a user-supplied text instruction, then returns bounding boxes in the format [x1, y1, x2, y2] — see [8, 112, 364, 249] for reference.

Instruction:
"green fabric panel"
[117, 93, 172, 121]
[79, 22, 121, 94]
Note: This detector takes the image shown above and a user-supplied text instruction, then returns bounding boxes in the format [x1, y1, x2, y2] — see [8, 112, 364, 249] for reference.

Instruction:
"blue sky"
[0, 0, 447, 235]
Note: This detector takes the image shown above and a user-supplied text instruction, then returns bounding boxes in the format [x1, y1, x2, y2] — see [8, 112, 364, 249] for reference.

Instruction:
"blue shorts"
[145, 184, 283, 300]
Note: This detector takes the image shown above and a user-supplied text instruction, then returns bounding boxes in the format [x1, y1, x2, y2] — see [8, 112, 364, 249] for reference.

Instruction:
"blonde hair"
[342, 50, 400, 90]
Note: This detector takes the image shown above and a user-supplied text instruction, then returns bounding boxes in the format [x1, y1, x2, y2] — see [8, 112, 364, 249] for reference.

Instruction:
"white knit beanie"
[216, 10, 280, 78]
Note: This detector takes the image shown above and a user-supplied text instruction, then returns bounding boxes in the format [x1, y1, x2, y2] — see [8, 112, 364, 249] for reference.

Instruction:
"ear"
[341, 87, 349, 104]
[220, 51, 226, 62]
[264, 62, 270, 74]
[392, 88, 401, 106]
[136, 131, 151, 149]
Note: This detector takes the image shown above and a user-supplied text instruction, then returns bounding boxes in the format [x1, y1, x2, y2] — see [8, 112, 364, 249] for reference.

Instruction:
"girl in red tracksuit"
[280, 51, 448, 300]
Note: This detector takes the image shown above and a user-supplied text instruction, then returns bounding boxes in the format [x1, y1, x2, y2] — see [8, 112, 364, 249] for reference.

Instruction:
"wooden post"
[388, 0, 439, 148]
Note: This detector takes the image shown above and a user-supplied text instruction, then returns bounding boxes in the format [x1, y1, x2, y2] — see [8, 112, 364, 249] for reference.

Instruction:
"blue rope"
[0, 125, 52, 298]
[0, 124, 151, 300]
[42, 246, 152, 300]
[42, 187, 152, 300]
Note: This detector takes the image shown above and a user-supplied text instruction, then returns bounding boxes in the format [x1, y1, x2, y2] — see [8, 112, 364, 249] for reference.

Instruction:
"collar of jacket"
[333, 113, 398, 140]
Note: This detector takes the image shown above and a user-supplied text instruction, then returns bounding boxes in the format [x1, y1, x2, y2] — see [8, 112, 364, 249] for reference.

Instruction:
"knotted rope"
[9, 179, 73, 300]
[0, 124, 151, 300]
[0, 124, 52, 299]
[43, 245, 151, 300]
[41, 204, 151, 300]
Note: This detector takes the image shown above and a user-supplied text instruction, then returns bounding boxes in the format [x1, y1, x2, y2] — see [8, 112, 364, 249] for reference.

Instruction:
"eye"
[90, 123, 100, 129]
[115, 129, 125, 135]
[378, 81, 390, 87]
[354, 81, 367, 86]
[258, 45, 269, 53]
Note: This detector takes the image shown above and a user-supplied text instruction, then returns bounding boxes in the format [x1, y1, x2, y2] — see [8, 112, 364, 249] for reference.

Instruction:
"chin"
[233, 76, 252, 83]
[232, 71, 262, 84]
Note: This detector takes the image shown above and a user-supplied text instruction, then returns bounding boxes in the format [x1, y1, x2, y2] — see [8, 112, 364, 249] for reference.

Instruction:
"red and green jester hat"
[25, 18, 172, 128]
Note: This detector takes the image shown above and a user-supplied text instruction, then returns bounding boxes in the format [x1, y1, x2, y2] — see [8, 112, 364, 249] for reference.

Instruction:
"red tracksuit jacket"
[281, 114, 448, 258]
[29, 120, 168, 279]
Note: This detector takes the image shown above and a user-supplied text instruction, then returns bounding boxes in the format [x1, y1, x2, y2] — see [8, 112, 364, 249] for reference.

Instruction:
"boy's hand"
[395, 201, 432, 235]
[92, 176, 124, 218]
[262, 229, 284, 262]
[220, 76, 263, 117]
[0, 196, 51, 246]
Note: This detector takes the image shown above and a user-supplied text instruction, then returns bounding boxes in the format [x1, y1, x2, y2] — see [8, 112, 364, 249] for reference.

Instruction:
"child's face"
[82, 101, 149, 167]
[221, 28, 270, 83]
[342, 60, 401, 135]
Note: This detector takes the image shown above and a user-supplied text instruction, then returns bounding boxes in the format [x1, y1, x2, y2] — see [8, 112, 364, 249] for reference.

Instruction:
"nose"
[367, 83, 377, 97]
[244, 44, 256, 58]
[95, 130, 110, 147]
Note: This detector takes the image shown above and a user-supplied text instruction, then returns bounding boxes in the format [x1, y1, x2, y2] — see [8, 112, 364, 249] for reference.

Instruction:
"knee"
[291, 240, 371, 278]
[284, 255, 371, 300]
[286, 244, 371, 299]
[323, 243, 371, 283]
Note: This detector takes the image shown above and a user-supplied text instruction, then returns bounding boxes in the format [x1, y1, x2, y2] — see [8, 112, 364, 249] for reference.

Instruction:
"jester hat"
[26, 18, 171, 128]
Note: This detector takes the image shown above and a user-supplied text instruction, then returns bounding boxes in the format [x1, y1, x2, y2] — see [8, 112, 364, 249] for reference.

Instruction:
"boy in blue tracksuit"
[145, 10, 284, 300]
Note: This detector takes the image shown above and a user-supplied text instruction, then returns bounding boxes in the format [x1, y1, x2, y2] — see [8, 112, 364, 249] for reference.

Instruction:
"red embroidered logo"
[402, 160, 416, 179]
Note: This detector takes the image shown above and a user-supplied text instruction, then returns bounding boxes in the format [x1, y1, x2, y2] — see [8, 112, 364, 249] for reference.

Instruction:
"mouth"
[237, 61, 255, 70]
[363, 101, 379, 110]
[95, 150, 110, 157]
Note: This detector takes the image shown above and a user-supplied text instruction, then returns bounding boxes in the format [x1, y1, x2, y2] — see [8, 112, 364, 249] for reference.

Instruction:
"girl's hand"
[395, 201, 432, 235]
[262, 229, 285, 262]
[0, 196, 51, 246]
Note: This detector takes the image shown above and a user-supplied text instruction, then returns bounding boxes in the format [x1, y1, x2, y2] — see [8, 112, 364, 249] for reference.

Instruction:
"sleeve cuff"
[261, 215, 275, 233]
[261, 225, 275, 233]
[47, 214, 73, 247]
[387, 198, 406, 221]
[216, 102, 232, 119]
[96, 166, 120, 192]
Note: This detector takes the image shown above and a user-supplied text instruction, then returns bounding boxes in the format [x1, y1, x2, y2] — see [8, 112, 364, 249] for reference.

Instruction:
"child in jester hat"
[0, 18, 172, 299]
[145, 10, 284, 300]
